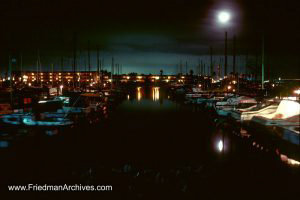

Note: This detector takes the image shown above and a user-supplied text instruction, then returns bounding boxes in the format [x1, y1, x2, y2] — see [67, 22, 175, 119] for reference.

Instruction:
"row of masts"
[2, 34, 265, 88]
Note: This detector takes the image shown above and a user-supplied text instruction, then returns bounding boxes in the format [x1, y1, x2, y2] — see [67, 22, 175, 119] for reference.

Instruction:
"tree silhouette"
[160, 69, 163, 76]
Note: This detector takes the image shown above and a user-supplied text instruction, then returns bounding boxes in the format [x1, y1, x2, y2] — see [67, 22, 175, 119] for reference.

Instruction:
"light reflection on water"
[136, 86, 160, 101]
[152, 87, 160, 101]
[137, 87, 142, 101]
[123, 86, 177, 111]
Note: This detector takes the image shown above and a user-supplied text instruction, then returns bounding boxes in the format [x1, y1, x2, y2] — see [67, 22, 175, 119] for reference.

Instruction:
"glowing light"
[280, 154, 300, 166]
[127, 95, 130, 100]
[152, 87, 160, 101]
[155, 76, 160, 80]
[218, 140, 223, 152]
[232, 80, 236, 84]
[137, 87, 142, 101]
[294, 89, 300, 95]
[127, 76, 130, 80]
[227, 85, 232, 90]
[218, 11, 230, 23]
[60, 85, 64, 89]
[28, 83, 31, 86]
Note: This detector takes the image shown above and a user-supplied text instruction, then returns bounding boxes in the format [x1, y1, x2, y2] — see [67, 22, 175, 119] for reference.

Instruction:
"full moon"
[218, 11, 230, 23]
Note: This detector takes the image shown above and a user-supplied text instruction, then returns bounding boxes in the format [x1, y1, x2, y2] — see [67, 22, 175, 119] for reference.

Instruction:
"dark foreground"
[0, 87, 299, 199]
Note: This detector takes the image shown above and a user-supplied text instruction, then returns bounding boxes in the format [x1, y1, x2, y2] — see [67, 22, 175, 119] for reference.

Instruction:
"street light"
[217, 11, 231, 78]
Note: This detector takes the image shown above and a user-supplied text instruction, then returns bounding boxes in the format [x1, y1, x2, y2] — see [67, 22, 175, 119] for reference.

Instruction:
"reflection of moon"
[218, 140, 223, 152]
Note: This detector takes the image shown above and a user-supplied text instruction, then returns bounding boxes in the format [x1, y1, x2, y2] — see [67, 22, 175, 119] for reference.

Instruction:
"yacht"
[250, 100, 300, 127]
[215, 96, 257, 116]
[229, 99, 280, 123]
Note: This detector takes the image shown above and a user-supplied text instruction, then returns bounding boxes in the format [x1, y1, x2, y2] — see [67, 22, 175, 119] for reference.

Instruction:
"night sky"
[0, 0, 299, 77]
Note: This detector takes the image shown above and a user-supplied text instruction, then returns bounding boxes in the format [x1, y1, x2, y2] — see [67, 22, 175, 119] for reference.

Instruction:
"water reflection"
[152, 87, 160, 101]
[137, 87, 142, 101]
[211, 128, 231, 154]
[136, 87, 160, 102]
[124, 87, 177, 111]
[217, 140, 223, 152]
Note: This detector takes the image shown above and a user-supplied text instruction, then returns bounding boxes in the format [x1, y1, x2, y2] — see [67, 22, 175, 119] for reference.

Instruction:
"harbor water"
[0, 86, 299, 198]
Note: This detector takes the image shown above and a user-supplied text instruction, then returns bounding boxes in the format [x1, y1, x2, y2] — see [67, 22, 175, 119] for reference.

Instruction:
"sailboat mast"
[111, 57, 114, 89]
[97, 46, 100, 85]
[73, 33, 77, 89]
[51, 63, 54, 87]
[233, 36, 236, 74]
[88, 40, 91, 81]
[261, 35, 265, 90]
[36, 53, 39, 85]
[185, 61, 188, 75]
[210, 46, 213, 77]
[20, 52, 23, 82]
[61, 56, 64, 86]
